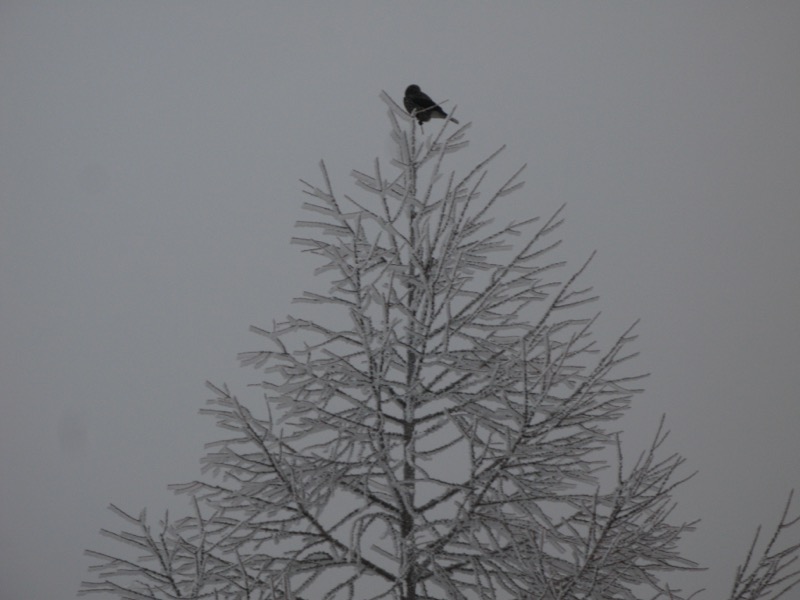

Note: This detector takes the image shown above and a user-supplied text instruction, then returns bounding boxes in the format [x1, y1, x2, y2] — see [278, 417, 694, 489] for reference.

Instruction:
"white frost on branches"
[81, 95, 799, 600]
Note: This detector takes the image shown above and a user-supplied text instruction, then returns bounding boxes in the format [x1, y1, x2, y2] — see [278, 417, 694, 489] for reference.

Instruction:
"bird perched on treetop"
[403, 84, 459, 125]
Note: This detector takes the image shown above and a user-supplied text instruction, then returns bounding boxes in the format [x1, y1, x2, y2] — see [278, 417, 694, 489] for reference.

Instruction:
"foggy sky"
[1, 2, 799, 599]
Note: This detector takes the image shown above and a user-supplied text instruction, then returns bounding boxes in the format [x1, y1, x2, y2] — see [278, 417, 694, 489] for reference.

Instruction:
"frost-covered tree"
[81, 95, 800, 600]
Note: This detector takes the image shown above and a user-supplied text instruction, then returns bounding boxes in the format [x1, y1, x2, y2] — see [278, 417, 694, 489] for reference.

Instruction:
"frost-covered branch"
[727, 491, 800, 600]
[81, 92, 796, 600]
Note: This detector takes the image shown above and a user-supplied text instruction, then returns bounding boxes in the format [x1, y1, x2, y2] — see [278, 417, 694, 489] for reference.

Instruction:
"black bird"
[403, 84, 459, 125]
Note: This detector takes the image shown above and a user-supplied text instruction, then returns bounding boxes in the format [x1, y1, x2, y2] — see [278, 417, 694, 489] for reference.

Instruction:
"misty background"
[1, 2, 799, 598]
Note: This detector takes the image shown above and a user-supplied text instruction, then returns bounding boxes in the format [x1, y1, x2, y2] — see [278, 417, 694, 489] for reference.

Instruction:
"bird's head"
[405, 84, 421, 95]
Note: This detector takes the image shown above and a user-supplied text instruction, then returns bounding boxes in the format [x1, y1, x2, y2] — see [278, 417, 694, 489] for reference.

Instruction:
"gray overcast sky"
[1, 2, 799, 598]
